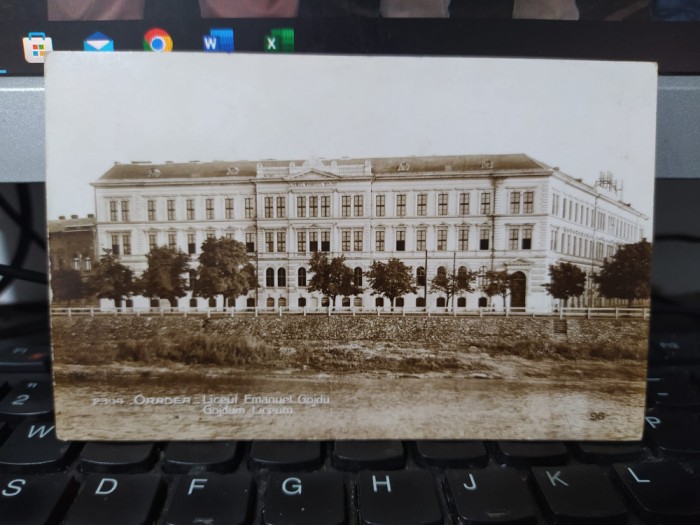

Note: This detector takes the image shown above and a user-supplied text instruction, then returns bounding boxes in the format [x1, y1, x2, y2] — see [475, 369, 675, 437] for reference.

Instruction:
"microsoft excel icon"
[264, 28, 294, 52]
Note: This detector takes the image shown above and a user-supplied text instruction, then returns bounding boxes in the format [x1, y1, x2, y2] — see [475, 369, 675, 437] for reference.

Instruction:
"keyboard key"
[64, 474, 164, 525]
[0, 342, 50, 372]
[415, 440, 488, 468]
[0, 474, 76, 525]
[79, 443, 156, 473]
[573, 442, 644, 463]
[445, 468, 537, 524]
[0, 422, 9, 445]
[358, 470, 442, 525]
[495, 441, 568, 467]
[264, 472, 345, 525]
[250, 441, 322, 471]
[0, 421, 78, 472]
[163, 474, 253, 525]
[532, 465, 627, 523]
[613, 462, 700, 523]
[164, 441, 239, 473]
[647, 371, 700, 410]
[0, 380, 52, 420]
[334, 440, 404, 471]
[0, 377, 9, 399]
[644, 411, 700, 458]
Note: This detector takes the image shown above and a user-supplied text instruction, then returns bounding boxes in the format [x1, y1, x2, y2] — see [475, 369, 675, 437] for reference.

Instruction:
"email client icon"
[84, 32, 114, 52]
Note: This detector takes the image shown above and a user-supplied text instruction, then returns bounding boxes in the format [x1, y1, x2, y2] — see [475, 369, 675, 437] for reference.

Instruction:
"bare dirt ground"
[54, 351, 647, 441]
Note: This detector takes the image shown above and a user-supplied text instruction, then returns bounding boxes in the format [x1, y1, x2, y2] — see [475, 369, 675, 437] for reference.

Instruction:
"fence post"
[67, 308, 72, 318]
[615, 308, 619, 319]
[303, 306, 306, 317]
[587, 308, 591, 319]
[560, 308, 564, 320]
[136, 309, 140, 317]
[352, 306, 356, 317]
[90, 307, 94, 317]
[230, 308, 234, 318]
[279, 307, 282, 318]
[506, 306, 510, 318]
[377, 307, 380, 317]
[207, 309, 211, 319]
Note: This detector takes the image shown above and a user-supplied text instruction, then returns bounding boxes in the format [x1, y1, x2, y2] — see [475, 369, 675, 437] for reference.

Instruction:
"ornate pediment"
[504, 258, 533, 268]
[284, 169, 342, 181]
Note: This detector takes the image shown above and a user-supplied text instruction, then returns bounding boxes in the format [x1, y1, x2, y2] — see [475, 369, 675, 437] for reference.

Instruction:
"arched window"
[416, 297, 426, 307]
[227, 297, 236, 307]
[266, 297, 275, 308]
[354, 267, 363, 287]
[478, 297, 487, 308]
[278, 268, 286, 287]
[208, 298, 216, 308]
[457, 266, 468, 286]
[321, 297, 330, 307]
[279, 297, 287, 307]
[416, 266, 426, 286]
[457, 297, 467, 308]
[354, 297, 363, 307]
[342, 297, 351, 307]
[150, 299, 160, 308]
[247, 298, 256, 308]
[375, 297, 384, 307]
[125, 299, 134, 308]
[395, 297, 404, 307]
[298, 297, 307, 307]
[436, 297, 446, 307]
[298, 267, 307, 287]
[437, 266, 447, 278]
[189, 298, 197, 308]
[266, 268, 275, 287]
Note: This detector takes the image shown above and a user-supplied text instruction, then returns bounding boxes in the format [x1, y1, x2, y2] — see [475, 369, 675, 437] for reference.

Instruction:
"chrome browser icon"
[143, 28, 173, 52]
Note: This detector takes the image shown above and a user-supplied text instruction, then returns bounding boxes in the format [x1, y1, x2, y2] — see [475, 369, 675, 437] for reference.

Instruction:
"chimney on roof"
[87, 214, 95, 218]
[58, 215, 66, 220]
[70, 214, 78, 219]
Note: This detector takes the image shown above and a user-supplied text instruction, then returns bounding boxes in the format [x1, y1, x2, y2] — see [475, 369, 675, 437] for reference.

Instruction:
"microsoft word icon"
[265, 28, 294, 52]
[203, 28, 234, 53]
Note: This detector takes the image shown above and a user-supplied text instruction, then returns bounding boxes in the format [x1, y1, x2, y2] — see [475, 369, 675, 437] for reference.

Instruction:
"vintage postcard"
[46, 52, 657, 440]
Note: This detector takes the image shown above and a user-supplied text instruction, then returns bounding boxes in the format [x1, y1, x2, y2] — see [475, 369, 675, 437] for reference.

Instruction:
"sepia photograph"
[46, 52, 657, 440]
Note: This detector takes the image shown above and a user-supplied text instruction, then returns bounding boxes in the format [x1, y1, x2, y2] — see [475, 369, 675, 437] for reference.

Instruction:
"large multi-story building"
[91, 154, 647, 311]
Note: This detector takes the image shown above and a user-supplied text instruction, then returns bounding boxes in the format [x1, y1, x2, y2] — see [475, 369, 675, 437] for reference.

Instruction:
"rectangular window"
[342, 230, 351, 252]
[225, 232, 234, 240]
[376, 230, 385, 251]
[437, 193, 448, 216]
[168, 233, 176, 249]
[480, 193, 491, 215]
[277, 231, 286, 252]
[416, 229, 426, 251]
[297, 231, 306, 253]
[147, 200, 156, 221]
[109, 201, 118, 222]
[225, 198, 234, 219]
[309, 232, 318, 252]
[321, 230, 330, 252]
[186, 199, 195, 221]
[417, 194, 427, 216]
[264, 197, 273, 218]
[121, 201, 129, 222]
[396, 229, 405, 251]
[354, 195, 363, 217]
[510, 192, 520, 214]
[297, 196, 306, 218]
[245, 232, 255, 253]
[111, 234, 120, 255]
[342, 195, 351, 218]
[479, 228, 490, 250]
[396, 194, 406, 217]
[458, 228, 469, 251]
[206, 230, 215, 239]
[148, 233, 157, 251]
[524, 191, 534, 214]
[265, 232, 274, 252]
[187, 233, 196, 254]
[437, 229, 447, 251]
[353, 230, 363, 251]
[508, 228, 519, 250]
[376, 194, 385, 217]
[459, 193, 469, 215]
[245, 198, 254, 219]
[206, 198, 214, 220]
[309, 196, 318, 217]
[276, 196, 286, 218]
[520, 228, 532, 250]
[321, 196, 330, 217]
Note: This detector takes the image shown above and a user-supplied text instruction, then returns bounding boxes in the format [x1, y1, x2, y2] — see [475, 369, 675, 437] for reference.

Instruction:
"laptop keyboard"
[2, 334, 700, 524]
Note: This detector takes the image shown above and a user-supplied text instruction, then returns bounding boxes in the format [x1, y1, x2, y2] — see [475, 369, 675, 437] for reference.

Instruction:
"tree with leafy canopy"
[85, 252, 134, 307]
[137, 246, 190, 307]
[430, 266, 478, 308]
[193, 237, 257, 306]
[307, 252, 361, 307]
[544, 262, 586, 307]
[594, 240, 652, 307]
[366, 258, 417, 308]
[480, 269, 514, 310]
[50, 268, 84, 306]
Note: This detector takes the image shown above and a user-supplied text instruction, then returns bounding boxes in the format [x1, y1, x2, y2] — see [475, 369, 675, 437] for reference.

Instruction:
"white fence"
[51, 306, 650, 320]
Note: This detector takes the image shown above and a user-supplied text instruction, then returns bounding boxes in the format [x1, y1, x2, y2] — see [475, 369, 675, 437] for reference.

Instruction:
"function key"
[334, 440, 404, 471]
[64, 474, 164, 525]
[532, 465, 626, 524]
[163, 441, 239, 473]
[0, 342, 50, 373]
[495, 441, 568, 467]
[163, 474, 253, 525]
[572, 441, 644, 463]
[415, 440, 488, 468]
[445, 468, 536, 525]
[250, 441, 322, 471]
[644, 410, 700, 458]
[264, 472, 345, 525]
[79, 443, 157, 473]
[0, 380, 52, 420]
[0, 421, 78, 473]
[0, 474, 76, 525]
[358, 470, 442, 525]
[613, 462, 700, 523]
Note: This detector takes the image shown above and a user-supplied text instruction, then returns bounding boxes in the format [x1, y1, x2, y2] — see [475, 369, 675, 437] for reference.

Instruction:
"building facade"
[91, 154, 647, 311]
[48, 214, 97, 273]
